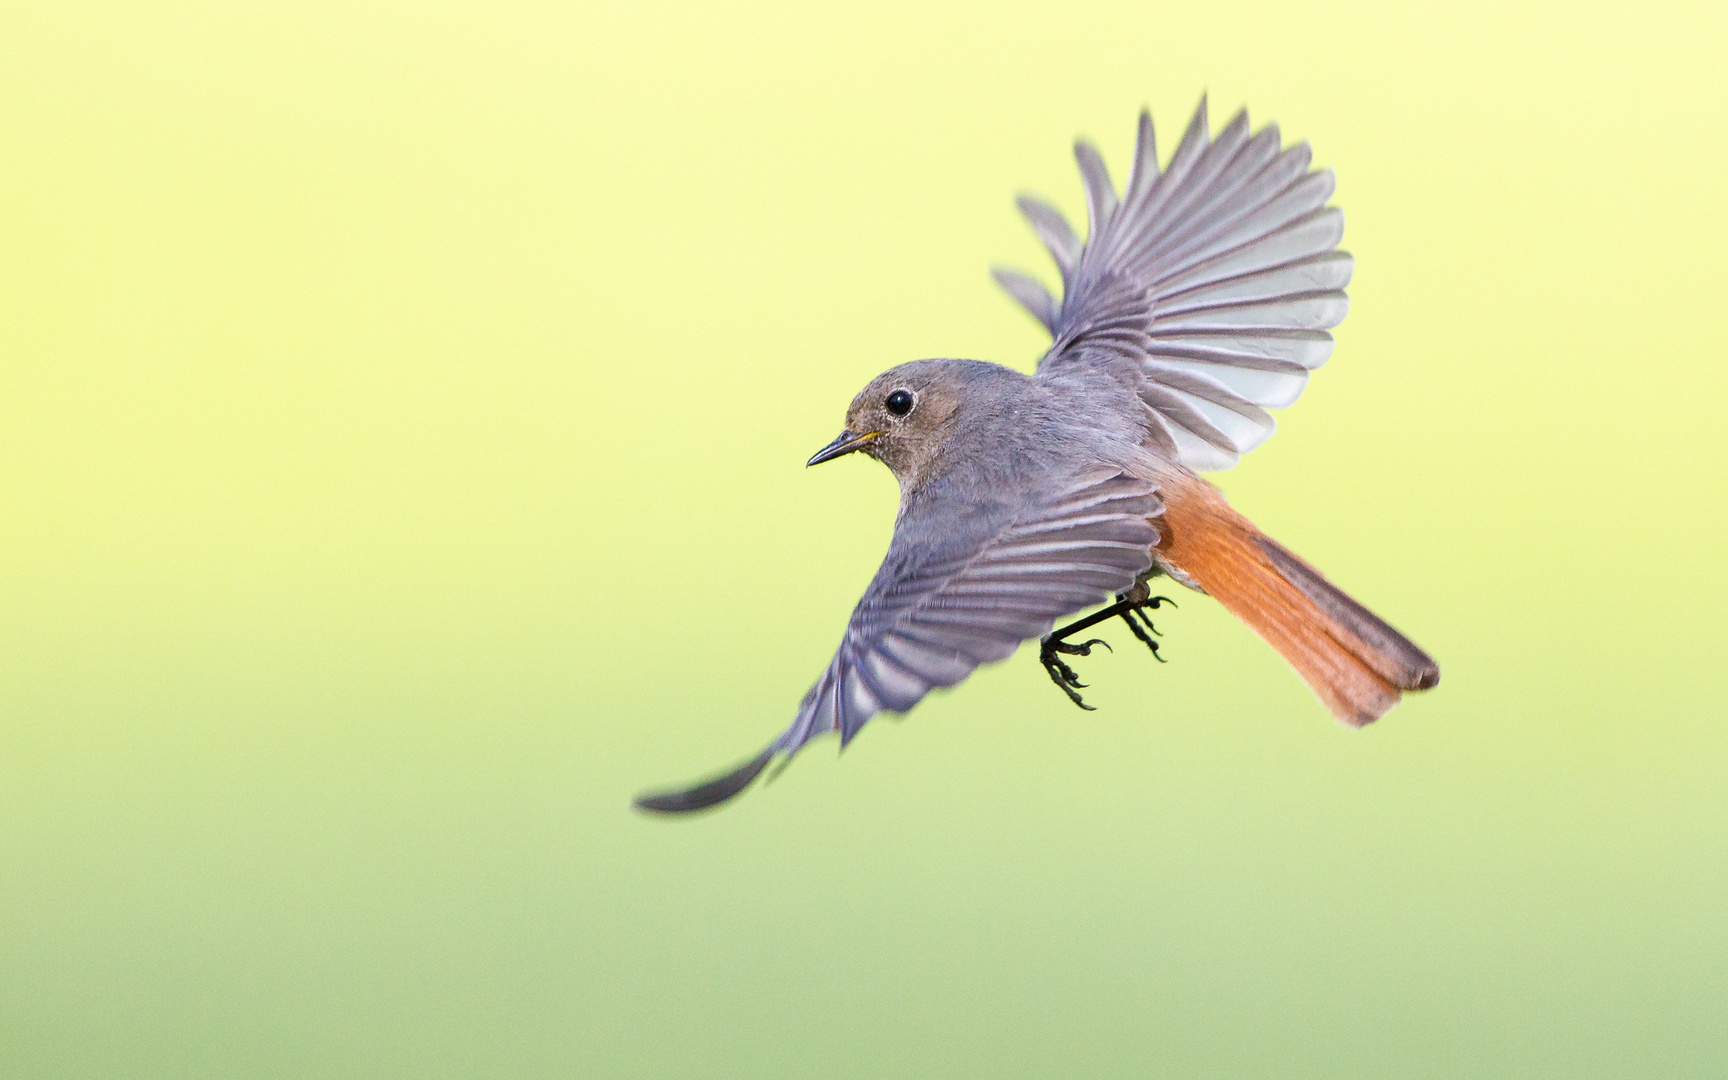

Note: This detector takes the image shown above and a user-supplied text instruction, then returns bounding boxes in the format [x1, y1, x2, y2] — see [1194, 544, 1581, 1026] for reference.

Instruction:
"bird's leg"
[1039, 583, 1177, 709]
[1116, 581, 1175, 663]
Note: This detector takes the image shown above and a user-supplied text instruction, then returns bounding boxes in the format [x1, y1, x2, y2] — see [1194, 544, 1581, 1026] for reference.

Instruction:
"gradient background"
[4, 1, 1726, 1076]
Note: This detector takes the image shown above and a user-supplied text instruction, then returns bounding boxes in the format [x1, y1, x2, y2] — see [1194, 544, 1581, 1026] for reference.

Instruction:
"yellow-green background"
[3, 1, 1724, 1076]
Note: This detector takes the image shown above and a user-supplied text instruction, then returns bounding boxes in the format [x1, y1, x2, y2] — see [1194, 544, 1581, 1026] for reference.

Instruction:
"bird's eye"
[885, 389, 914, 417]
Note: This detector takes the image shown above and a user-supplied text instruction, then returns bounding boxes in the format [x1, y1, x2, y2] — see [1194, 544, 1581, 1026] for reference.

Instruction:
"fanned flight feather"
[632, 468, 1161, 811]
[997, 98, 1354, 470]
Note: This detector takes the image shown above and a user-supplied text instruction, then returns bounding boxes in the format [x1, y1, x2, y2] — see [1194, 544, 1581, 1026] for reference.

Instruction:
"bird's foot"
[1117, 587, 1174, 663]
[1039, 636, 1110, 711]
[1038, 585, 1177, 710]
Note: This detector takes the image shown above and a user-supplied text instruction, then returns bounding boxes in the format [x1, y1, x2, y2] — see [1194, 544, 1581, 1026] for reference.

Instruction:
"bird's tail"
[1156, 475, 1438, 726]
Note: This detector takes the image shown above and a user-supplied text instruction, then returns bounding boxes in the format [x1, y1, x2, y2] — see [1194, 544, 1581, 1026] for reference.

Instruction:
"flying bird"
[635, 97, 1439, 814]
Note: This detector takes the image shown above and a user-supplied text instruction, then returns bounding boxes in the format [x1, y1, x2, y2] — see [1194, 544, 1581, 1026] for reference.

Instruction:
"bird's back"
[910, 358, 1169, 505]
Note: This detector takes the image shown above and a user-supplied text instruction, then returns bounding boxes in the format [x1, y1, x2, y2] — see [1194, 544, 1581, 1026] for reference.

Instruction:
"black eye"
[885, 389, 914, 417]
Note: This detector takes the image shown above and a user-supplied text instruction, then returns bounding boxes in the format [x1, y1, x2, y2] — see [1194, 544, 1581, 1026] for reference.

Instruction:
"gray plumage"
[776, 363, 1164, 755]
[1009, 94, 1352, 471]
[635, 98, 1371, 813]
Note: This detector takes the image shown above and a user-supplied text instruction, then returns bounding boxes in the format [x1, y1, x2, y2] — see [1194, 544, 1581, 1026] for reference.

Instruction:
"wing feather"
[991, 267, 1060, 332]
[780, 469, 1161, 750]
[1153, 209, 1345, 295]
[1122, 110, 1159, 206]
[997, 100, 1355, 471]
[634, 468, 1162, 811]
[1015, 196, 1082, 285]
[1074, 141, 1120, 238]
[1156, 252, 1353, 312]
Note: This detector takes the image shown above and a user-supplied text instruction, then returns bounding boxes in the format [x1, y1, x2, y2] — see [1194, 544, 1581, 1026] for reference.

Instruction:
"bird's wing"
[994, 97, 1352, 471]
[633, 467, 1161, 813]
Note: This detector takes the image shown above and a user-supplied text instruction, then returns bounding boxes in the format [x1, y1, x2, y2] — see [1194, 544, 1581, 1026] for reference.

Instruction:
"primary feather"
[1001, 97, 1354, 472]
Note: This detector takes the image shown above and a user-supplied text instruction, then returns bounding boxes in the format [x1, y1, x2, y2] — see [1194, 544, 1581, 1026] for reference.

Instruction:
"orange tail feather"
[1156, 476, 1439, 726]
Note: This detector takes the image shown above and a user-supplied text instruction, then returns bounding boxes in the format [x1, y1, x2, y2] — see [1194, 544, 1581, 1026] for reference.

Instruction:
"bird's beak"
[807, 429, 882, 467]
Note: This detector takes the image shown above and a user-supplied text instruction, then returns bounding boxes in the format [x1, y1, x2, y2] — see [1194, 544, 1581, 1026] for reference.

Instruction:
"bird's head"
[806, 359, 979, 487]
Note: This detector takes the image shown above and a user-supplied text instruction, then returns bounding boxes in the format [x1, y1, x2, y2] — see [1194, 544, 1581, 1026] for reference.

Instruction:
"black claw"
[1037, 592, 1177, 710]
[1048, 636, 1110, 657]
[1121, 608, 1156, 647]
[1119, 609, 1165, 663]
[1116, 595, 1172, 663]
[1039, 644, 1096, 710]
[1049, 652, 1084, 688]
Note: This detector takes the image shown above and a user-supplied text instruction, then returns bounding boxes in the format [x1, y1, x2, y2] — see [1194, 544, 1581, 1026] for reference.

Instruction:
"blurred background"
[3, 1, 1725, 1076]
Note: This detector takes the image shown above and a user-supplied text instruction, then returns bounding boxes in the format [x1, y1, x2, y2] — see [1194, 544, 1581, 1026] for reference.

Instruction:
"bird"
[633, 97, 1439, 814]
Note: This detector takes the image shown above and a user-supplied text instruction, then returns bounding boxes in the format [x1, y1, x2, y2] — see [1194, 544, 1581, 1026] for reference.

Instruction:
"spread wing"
[994, 97, 1353, 471]
[633, 468, 1161, 813]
